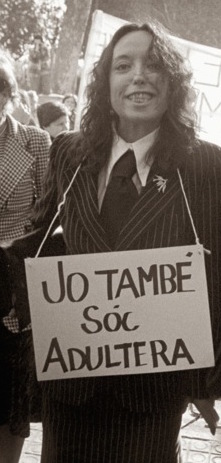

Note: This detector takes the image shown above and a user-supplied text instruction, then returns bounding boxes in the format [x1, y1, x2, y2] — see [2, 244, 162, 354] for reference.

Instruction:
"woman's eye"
[115, 63, 130, 71]
[146, 62, 161, 73]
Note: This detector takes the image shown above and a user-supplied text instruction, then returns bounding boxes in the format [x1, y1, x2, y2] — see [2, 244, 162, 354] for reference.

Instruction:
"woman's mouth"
[127, 92, 154, 103]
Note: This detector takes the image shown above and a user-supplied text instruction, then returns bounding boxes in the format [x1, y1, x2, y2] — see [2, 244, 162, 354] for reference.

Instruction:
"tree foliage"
[0, 0, 65, 59]
[0, 0, 37, 58]
[35, 0, 66, 49]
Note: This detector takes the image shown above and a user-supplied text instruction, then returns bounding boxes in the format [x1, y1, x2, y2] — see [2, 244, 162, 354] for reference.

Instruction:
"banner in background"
[25, 245, 214, 381]
[75, 10, 221, 146]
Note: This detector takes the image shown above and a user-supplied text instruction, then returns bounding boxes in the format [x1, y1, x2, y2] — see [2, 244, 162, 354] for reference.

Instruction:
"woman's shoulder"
[48, 131, 83, 172]
[16, 119, 51, 144]
[185, 137, 221, 179]
[195, 137, 221, 156]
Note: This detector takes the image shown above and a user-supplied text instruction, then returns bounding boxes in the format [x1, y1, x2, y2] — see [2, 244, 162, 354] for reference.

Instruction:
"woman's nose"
[132, 67, 146, 84]
[133, 74, 145, 85]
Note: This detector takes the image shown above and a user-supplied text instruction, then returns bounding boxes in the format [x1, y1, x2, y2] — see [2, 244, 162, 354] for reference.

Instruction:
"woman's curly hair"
[71, 21, 198, 171]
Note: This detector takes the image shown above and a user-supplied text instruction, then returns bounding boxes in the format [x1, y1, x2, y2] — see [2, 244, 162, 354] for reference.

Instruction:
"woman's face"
[63, 96, 76, 112]
[109, 30, 170, 141]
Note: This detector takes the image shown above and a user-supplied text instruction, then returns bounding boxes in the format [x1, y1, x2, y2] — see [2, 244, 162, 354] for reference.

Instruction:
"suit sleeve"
[4, 133, 66, 258]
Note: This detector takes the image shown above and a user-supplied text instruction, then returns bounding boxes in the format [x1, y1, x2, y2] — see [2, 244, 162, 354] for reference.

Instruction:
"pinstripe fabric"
[9, 132, 221, 460]
[40, 392, 183, 463]
[21, 133, 221, 412]
[0, 115, 51, 241]
[25, 134, 221, 415]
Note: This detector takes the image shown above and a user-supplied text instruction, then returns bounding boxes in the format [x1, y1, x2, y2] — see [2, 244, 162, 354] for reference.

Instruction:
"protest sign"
[75, 10, 221, 146]
[25, 244, 214, 381]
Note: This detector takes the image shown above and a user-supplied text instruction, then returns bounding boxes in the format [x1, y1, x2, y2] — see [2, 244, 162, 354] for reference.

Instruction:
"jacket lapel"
[65, 168, 111, 252]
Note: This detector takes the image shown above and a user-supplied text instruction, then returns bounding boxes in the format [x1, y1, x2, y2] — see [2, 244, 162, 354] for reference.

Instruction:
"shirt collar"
[106, 127, 159, 187]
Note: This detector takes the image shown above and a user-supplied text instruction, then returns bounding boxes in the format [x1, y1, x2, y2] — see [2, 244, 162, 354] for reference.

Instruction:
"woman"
[1, 22, 221, 462]
[0, 49, 51, 463]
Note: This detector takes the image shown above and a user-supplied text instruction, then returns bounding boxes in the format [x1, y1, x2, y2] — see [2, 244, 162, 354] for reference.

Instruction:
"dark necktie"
[100, 149, 139, 247]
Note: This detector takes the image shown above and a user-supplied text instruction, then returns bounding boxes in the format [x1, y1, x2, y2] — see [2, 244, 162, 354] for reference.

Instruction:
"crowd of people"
[0, 17, 221, 463]
[11, 88, 77, 135]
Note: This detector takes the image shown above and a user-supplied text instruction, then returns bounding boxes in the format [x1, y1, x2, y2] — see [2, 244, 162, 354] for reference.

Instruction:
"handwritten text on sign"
[25, 245, 214, 381]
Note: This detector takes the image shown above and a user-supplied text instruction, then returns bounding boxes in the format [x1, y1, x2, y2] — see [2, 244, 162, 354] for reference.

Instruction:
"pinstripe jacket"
[7, 132, 221, 413]
[0, 115, 51, 242]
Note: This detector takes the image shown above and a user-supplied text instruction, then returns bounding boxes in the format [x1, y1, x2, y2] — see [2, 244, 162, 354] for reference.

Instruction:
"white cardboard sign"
[25, 245, 214, 381]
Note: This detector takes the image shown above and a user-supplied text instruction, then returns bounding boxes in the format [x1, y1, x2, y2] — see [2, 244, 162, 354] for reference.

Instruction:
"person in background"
[62, 93, 78, 130]
[0, 48, 51, 463]
[1, 20, 221, 463]
[28, 34, 51, 95]
[37, 100, 70, 141]
[27, 89, 39, 126]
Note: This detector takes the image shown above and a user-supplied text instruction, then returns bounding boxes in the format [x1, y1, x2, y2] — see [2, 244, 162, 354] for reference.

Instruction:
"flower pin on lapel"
[153, 175, 168, 193]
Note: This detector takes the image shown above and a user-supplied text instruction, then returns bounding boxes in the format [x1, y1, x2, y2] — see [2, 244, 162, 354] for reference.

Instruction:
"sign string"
[35, 162, 83, 258]
[177, 169, 211, 255]
[35, 165, 211, 258]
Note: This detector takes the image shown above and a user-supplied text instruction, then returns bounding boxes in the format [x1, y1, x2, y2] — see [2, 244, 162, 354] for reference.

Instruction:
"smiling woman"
[1, 19, 221, 463]
[109, 30, 170, 141]
[79, 21, 197, 173]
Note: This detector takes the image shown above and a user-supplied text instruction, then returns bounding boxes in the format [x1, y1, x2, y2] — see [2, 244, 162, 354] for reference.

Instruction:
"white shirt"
[98, 128, 159, 210]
